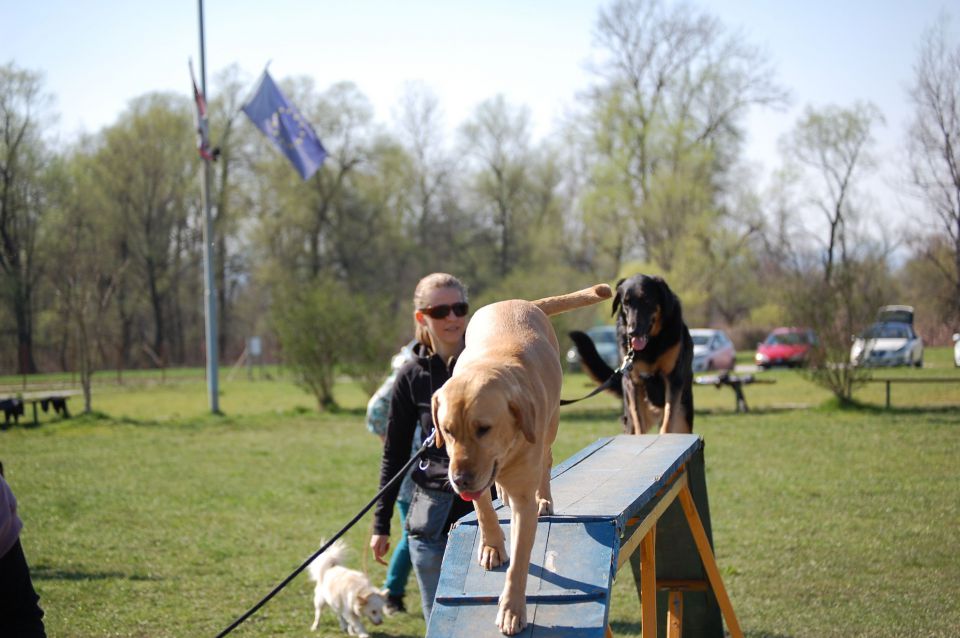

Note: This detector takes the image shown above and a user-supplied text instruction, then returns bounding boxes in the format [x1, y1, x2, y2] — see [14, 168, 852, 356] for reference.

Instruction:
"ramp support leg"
[667, 591, 683, 638]
[678, 483, 743, 638]
[640, 526, 657, 638]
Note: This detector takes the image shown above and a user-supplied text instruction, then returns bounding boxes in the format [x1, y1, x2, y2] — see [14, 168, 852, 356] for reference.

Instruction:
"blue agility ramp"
[426, 434, 741, 638]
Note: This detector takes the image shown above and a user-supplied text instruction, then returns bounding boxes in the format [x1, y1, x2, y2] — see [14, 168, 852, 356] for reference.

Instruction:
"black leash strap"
[213, 430, 436, 638]
[560, 351, 634, 406]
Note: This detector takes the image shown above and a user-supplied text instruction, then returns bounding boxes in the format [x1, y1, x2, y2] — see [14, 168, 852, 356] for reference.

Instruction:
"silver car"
[566, 325, 620, 372]
[850, 306, 924, 368]
[690, 329, 736, 372]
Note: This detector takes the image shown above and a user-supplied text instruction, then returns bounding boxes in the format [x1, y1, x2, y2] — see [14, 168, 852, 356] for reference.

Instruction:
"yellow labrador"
[431, 283, 612, 635]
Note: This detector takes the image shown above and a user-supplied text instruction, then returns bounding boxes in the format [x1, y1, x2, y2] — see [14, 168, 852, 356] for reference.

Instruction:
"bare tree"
[460, 95, 533, 278]
[48, 145, 126, 412]
[907, 15, 960, 325]
[207, 64, 255, 361]
[0, 62, 53, 373]
[394, 81, 451, 239]
[93, 93, 196, 370]
[581, 0, 788, 279]
[781, 103, 889, 403]
[782, 102, 884, 285]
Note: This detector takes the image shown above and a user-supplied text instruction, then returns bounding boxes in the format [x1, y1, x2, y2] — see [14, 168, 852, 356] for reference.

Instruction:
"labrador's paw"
[478, 542, 507, 570]
[496, 595, 527, 635]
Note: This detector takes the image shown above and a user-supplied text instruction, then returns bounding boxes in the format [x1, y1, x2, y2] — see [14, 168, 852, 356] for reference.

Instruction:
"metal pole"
[198, 0, 220, 413]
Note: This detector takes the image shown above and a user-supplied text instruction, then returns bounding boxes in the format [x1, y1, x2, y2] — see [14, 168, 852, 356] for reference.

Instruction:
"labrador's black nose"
[450, 471, 475, 491]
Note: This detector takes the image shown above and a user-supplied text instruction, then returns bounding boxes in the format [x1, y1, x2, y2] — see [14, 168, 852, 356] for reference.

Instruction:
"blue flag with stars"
[241, 70, 327, 180]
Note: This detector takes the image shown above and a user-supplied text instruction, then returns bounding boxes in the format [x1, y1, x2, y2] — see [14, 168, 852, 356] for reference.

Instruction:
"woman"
[364, 340, 417, 614]
[0, 466, 46, 637]
[370, 273, 475, 625]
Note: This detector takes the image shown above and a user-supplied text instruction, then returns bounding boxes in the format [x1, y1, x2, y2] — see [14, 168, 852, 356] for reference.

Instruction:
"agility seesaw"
[426, 434, 742, 638]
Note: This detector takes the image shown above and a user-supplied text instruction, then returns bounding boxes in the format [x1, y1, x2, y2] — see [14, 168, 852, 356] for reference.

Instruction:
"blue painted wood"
[425, 434, 704, 637]
[429, 519, 617, 637]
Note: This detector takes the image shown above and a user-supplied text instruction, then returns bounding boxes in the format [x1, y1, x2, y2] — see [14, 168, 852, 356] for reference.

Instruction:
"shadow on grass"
[610, 622, 794, 638]
[609, 619, 641, 634]
[31, 564, 161, 582]
[811, 396, 960, 415]
[696, 405, 812, 417]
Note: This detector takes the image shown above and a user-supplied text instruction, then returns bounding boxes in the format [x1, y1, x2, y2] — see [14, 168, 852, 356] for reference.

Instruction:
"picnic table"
[0, 390, 81, 428]
[695, 371, 775, 413]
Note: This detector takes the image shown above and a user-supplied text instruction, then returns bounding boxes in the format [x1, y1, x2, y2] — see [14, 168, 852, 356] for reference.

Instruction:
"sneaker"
[384, 593, 406, 616]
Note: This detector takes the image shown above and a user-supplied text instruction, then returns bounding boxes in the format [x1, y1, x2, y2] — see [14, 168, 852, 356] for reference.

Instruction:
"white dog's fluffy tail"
[307, 539, 348, 583]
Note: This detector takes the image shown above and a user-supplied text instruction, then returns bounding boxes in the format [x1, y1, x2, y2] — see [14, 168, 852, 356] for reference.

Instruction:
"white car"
[690, 329, 736, 372]
[851, 306, 924, 367]
[953, 333, 960, 367]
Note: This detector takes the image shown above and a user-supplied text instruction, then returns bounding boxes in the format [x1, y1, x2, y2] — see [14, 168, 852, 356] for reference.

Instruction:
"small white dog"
[308, 539, 387, 637]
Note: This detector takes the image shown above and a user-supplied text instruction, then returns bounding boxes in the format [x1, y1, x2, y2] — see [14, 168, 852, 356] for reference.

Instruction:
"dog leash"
[213, 429, 436, 638]
[560, 350, 635, 406]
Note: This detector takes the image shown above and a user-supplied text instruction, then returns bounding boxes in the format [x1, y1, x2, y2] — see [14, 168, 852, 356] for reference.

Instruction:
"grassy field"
[1, 348, 958, 637]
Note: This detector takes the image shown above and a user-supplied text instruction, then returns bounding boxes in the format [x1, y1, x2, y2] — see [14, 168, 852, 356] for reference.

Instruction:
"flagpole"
[198, 0, 220, 414]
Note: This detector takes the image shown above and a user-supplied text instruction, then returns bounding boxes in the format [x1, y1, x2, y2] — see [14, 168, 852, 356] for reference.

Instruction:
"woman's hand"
[370, 534, 391, 566]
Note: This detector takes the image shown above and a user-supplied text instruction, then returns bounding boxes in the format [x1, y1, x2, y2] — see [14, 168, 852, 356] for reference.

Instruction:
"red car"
[755, 328, 816, 368]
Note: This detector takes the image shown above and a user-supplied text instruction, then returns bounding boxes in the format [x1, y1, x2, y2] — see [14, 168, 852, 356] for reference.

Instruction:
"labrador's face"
[432, 373, 535, 499]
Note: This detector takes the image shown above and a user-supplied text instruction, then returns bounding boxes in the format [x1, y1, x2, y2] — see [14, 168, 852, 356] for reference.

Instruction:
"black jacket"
[372, 343, 457, 536]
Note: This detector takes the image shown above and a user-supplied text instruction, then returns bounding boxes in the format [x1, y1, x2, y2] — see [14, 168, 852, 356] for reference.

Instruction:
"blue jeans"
[405, 486, 456, 624]
[383, 498, 412, 597]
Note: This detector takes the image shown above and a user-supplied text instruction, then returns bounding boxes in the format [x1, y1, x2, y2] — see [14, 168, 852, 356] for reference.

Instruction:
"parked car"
[953, 333, 960, 367]
[755, 327, 816, 368]
[690, 329, 736, 372]
[850, 305, 924, 367]
[566, 325, 620, 372]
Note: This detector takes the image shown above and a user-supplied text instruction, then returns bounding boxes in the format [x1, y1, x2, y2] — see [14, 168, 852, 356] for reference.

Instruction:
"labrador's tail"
[532, 284, 612, 317]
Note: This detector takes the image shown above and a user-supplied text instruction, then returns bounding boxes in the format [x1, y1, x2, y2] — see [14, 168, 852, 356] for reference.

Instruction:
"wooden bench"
[863, 377, 960, 408]
[427, 434, 741, 637]
[695, 372, 775, 413]
[0, 390, 81, 428]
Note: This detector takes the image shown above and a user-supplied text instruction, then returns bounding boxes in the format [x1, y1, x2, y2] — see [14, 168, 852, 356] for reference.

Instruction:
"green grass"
[1, 352, 959, 637]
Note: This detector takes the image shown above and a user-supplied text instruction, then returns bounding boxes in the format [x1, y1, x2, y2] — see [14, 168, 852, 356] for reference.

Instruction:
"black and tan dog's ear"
[612, 278, 626, 317]
[431, 394, 445, 448]
[653, 276, 676, 319]
[509, 396, 537, 444]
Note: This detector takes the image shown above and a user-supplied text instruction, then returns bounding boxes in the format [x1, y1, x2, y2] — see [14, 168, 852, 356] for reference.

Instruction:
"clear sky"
[3, 0, 956, 221]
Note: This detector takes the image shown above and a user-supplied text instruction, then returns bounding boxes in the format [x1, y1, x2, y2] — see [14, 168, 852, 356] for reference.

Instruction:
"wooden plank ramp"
[426, 434, 727, 637]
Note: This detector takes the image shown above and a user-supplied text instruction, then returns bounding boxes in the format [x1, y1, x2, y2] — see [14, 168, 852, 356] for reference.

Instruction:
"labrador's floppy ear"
[612, 278, 626, 317]
[431, 392, 445, 448]
[508, 392, 537, 444]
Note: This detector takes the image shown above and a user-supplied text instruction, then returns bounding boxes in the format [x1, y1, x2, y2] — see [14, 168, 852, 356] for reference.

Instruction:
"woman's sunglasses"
[419, 302, 469, 319]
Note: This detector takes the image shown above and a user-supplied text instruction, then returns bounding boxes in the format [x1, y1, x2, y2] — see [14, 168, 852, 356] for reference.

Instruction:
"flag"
[189, 60, 217, 162]
[241, 70, 327, 180]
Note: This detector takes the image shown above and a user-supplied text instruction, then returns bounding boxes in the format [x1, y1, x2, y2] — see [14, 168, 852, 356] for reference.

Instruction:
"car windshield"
[766, 332, 807, 345]
[691, 334, 711, 346]
[862, 323, 909, 339]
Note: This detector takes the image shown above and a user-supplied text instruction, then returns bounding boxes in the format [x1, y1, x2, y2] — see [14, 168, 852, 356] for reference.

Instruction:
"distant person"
[370, 273, 480, 625]
[365, 339, 417, 615]
[0, 463, 47, 637]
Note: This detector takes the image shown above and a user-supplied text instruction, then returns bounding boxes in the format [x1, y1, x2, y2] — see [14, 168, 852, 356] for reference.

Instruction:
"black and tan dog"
[570, 274, 694, 434]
